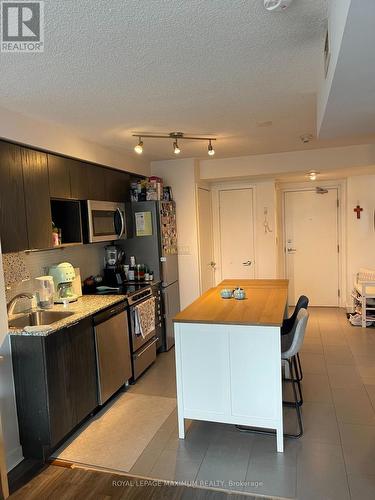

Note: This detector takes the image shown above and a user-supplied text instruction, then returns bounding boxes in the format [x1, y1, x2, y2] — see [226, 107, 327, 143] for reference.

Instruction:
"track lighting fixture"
[173, 140, 181, 155]
[134, 137, 143, 154]
[132, 132, 217, 157]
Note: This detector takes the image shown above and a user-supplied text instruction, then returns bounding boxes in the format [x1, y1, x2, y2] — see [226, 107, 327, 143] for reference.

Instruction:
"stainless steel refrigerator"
[121, 200, 180, 350]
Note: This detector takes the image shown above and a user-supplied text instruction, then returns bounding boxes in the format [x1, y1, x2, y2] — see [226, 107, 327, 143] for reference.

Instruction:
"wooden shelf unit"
[352, 281, 375, 327]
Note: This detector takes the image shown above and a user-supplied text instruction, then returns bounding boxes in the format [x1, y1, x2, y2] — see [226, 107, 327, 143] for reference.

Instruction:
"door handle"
[242, 260, 252, 266]
[209, 261, 216, 269]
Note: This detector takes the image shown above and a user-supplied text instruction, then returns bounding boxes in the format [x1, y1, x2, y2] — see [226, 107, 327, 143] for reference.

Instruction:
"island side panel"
[174, 322, 186, 438]
[174, 322, 284, 452]
[175, 323, 231, 429]
[229, 325, 281, 422]
[229, 324, 284, 452]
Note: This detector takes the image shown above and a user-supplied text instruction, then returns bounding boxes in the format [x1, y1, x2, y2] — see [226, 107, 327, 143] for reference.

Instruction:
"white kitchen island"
[173, 279, 289, 453]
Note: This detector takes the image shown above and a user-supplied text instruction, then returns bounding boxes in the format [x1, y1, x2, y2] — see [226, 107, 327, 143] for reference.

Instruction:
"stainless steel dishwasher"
[93, 302, 132, 405]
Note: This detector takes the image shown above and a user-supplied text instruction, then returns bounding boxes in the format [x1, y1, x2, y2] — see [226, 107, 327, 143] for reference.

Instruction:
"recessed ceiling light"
[308, 171, 319, 181]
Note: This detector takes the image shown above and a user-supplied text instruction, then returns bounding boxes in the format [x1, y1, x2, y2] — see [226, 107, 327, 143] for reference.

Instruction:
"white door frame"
[212, 182, 257, 284]
[280, 181, 346, 308]
[196, 185, 215, 294]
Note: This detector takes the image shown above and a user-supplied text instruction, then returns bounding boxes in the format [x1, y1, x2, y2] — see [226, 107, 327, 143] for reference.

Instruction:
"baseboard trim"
[7, 446, 23, 472]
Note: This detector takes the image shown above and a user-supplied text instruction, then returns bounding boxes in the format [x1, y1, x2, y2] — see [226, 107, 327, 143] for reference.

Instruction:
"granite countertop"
[9, 294, 127, 337]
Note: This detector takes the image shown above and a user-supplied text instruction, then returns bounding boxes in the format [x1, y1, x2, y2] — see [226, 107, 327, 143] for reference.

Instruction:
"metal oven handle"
[134, 337, 158, 358]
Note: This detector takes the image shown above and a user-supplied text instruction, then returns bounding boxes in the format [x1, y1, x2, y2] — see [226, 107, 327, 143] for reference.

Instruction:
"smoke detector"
[264, 0, 294, 12]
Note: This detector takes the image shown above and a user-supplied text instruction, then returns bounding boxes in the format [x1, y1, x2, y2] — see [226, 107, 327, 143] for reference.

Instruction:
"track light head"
[208, 140, 215, 156]
[173, 140, 181, 155]
[134, 137, 143, 154]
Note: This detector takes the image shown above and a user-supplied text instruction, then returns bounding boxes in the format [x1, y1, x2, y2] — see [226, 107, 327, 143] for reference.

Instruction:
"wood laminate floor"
[9, 465, 260, 500]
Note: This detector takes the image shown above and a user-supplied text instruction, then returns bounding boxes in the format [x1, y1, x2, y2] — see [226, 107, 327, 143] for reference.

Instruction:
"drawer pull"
[134, 338, 158, 358]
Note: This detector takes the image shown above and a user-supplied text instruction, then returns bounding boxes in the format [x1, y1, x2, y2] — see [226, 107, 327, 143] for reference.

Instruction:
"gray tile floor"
[126, 308, 375, 499]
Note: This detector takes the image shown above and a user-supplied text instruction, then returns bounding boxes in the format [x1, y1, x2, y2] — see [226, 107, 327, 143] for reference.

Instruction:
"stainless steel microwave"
[86, 200, 126, 243]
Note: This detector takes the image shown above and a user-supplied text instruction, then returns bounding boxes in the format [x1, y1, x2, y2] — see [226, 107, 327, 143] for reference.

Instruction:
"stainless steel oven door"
[87, 200, 126, 243]
[129, 304, 156, 351]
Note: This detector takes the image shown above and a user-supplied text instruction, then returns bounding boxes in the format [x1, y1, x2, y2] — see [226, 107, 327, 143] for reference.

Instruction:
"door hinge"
[338, 289, 341, 298]
[337, 244, 340, 253]
[337, 199, 339, 208]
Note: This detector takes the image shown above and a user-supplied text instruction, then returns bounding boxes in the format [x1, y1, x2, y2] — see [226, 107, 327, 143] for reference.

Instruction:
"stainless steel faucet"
[7, 293, 34, 316]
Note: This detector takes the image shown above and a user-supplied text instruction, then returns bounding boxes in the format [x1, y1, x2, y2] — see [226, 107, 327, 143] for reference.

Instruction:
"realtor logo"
[1, 1, 44, 52]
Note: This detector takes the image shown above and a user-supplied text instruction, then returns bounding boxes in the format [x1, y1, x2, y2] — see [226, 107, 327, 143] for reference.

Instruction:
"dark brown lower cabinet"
[11, 318, 98, 459]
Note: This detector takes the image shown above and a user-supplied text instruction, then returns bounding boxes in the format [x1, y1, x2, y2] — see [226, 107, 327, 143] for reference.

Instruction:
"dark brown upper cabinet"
[69, 159, 90, 200]
[0, 141, 28, 252]
[0, 139, 139, 252]
[47, 154, 71, 199]
[105, 169, 130, 202]
[88, 165, 108, 201]
[21, 147, 53, 250]
[49, 155, 131, 203]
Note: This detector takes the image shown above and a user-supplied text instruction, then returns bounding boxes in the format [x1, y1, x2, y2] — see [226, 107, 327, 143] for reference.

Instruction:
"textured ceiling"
[1, 0, 367, 161]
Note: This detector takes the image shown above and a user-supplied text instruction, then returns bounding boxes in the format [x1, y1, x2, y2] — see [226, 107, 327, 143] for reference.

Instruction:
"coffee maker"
[103, 245, 125, 287]
[48, 262, 78, 303]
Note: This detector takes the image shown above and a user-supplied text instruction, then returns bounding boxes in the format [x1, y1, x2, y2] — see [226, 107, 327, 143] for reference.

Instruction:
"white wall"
[0, 105, 150, 176]
[346, 175, 375, 305]
[200, 143, 375, 181]
[151, 159, 201, 309]
[152, 151, 375, 314]
[255, 182, 277, 279]
[0, 245, 23, 471]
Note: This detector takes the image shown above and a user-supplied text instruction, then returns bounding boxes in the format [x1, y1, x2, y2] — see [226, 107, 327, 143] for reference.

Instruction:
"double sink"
[9, 310, 75, 329]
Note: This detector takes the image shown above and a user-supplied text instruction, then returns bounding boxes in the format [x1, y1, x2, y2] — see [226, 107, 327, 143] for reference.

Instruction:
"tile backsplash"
[2, 252, 30, 286]
[2, 243, 107, 311]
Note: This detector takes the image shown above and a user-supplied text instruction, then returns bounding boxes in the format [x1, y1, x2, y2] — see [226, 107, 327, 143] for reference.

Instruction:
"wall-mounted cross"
[354, 205, 363, 219]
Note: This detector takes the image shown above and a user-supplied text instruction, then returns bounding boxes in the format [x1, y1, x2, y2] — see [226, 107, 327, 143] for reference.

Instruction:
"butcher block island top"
[174, 279, 288, 327]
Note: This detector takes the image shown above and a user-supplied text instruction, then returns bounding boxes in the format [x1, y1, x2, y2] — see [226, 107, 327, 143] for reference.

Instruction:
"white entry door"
[284, 188, 339, 306]
[197, 187, 215, 293]
[219, 188, 255, 280]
